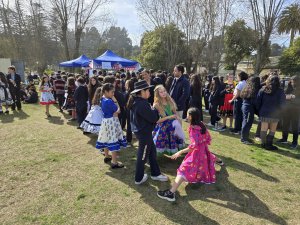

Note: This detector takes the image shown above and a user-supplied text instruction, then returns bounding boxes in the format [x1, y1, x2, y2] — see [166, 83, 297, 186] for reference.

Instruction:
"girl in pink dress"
[157, 107, 224, 202]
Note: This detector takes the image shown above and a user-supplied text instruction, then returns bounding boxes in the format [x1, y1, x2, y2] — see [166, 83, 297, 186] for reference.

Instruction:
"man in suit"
[169, 65, 190, 121]
[7, 65, 22, 110]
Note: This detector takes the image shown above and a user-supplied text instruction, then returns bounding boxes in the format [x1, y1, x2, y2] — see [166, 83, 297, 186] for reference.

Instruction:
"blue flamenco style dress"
[96, 97, 127, 151]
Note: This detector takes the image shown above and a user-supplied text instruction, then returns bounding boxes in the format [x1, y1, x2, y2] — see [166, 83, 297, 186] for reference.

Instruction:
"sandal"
[111, 163, 124, 169]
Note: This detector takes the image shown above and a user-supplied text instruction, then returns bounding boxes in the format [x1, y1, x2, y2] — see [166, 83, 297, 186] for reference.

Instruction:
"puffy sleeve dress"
[177, 125, 216, 184]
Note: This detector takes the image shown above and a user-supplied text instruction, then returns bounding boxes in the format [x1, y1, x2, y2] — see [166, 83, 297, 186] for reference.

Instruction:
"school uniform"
[74, 85, 89, 126]
[7, 73, 22, 110]
[130, 81, 162, 183]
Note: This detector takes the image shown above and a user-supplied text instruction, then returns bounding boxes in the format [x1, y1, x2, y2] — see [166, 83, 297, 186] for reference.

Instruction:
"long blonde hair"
[154, 85, 177, 116]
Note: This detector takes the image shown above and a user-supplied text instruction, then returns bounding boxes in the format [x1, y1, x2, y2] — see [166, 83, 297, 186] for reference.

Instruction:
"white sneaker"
[135, 174, 148, 185]
[151, 174, 168, 182]
[206, 122, 214, 127]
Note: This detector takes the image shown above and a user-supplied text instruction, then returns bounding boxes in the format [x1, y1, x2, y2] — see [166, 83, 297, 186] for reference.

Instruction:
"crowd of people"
[0, 65, 299, 202]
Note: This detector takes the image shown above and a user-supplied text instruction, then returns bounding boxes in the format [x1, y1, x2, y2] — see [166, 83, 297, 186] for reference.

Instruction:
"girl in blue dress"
[152, 85, 185, 155]
[96, 83, 127, 169]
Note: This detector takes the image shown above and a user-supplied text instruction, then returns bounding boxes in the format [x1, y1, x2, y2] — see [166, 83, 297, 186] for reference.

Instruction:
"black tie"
[170, 79, 177, 96]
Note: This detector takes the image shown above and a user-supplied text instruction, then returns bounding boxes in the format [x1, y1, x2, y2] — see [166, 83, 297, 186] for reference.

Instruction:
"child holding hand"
[157, 107, 223, 202]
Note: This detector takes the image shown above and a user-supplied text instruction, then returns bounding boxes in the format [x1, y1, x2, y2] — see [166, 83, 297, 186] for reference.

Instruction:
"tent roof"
[93, 50, 138, 67]
[59, 54, 90, 68]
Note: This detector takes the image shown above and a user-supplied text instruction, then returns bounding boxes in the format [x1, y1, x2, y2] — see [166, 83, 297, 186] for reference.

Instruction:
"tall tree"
[73, 0, 110, 58]
[278, 3, 300, 47]
[224, 19, 257, 76]
[278, 37, 300, 76]
[98, 26, 133, 58]
[248, 0, 286, 74]
[139, 24, 186, 71]
[50, 0, 76, 60]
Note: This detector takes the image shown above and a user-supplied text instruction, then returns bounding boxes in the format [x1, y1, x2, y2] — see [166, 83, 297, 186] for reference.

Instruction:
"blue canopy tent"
[59, 54, 91, 68]
[92, 50, 139, 70]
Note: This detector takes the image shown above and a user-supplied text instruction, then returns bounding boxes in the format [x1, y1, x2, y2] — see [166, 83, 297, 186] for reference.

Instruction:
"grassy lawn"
[0, 103, 299, 225]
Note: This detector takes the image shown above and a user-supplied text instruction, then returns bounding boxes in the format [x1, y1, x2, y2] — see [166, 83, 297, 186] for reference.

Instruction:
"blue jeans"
[241, 103, 254, 142]
[234, 99, 243, 131]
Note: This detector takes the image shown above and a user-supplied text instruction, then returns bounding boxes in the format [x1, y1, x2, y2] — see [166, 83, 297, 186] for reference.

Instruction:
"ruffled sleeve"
[188, 126, 212, 150]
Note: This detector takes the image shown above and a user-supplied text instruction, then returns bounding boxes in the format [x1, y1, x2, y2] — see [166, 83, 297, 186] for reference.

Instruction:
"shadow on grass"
[216, 155, 280, 182]
[106, 166, 220, 225]
[47, 116, 64, 125]
[186, 167, 287, 225]
[0, 110, 30, 123]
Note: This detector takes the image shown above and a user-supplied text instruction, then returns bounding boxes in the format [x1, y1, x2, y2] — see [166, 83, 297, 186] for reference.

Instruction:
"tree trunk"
[61, 24, 70, 60]
[73, 28, 83, 59]
[290, 29, 295, 47]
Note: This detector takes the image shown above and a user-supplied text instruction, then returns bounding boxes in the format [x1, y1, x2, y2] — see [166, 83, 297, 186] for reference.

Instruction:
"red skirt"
[219, 93, 233, 116]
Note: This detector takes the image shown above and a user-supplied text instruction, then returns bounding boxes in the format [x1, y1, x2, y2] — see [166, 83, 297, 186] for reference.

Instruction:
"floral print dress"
[177, 125, 216, 184]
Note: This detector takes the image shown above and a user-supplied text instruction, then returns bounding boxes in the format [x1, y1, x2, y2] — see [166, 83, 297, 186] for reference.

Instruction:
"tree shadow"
[216, 155, 279, 182]
[185, 167, 287, 225]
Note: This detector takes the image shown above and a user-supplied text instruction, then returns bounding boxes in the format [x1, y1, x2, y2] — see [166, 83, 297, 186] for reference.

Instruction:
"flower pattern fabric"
[177, 125, 216, 184]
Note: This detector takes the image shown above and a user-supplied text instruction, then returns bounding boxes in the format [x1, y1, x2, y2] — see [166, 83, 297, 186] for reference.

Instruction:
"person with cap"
[129, 80, 168, 185]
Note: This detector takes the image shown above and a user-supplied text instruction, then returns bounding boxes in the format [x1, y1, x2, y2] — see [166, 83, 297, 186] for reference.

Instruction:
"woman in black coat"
[208, 76, 222, 127]
[189, 74, 203, 121]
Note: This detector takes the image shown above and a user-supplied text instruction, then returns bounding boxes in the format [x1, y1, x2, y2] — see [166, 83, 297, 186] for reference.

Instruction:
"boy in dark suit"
[74, 77, 88, 128]
[7, 66, 22, 110]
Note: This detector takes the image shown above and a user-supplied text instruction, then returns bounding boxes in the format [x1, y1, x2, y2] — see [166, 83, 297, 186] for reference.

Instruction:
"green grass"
[0, 103, 299, 225]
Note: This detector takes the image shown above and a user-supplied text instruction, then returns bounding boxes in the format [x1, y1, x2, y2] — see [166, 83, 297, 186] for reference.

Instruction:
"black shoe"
[266, 135, 278, 150]
[76, 126, 82, 129]
[83, 131, 90, 135]
[17, 108, 22, 111]
[157, 189, 175, 202]
[104, 157, 112, 163]
[4, 110, 9, 114]
[215, 159, 224, 166]
[111, 162, 124, 169]
[230, 129, 240, 135]
[265, 145, 278, 151]
[290, 143, 298, 149]
[241, 140, 253, 145]
[59, 109, 63, 113]
[277, 139, 288, 144]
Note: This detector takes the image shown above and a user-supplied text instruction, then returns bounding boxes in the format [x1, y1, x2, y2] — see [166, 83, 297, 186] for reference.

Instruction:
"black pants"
[241, 103, 254, 141]
[135, 132, 161, 182]
[126, 110, 132, 143]
[209, 102, 220, 125]
[234, 99, 243, 131]
[56, 94, 65, 108]
[204, 91, 210, 110]
[118, 108, 126, 130]
[282, 108, 300, 145]
[76, 107, 87, 126]
[10, 90, 21, 110]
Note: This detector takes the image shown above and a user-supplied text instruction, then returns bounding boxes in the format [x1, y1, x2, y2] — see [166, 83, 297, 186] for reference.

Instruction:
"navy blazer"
[7, 73, 21, 92]
[130, 97, 159, 135]
[170, 75, 190, 111]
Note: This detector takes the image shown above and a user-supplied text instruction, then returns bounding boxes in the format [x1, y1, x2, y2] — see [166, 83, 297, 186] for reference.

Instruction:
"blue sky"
[108, 0, 145, 46]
